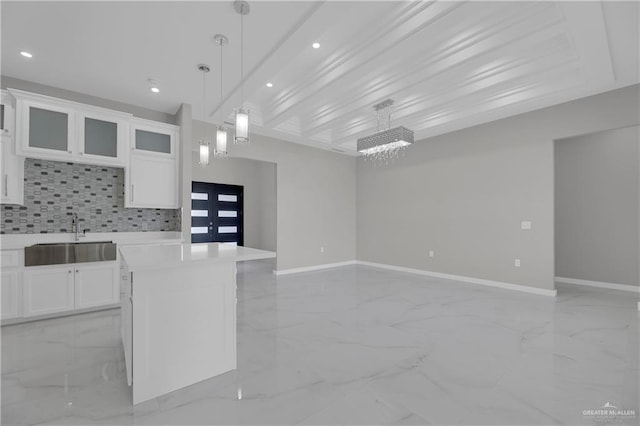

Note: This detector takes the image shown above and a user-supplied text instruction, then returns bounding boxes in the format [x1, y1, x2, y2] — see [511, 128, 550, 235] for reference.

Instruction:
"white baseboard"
[555, 276, 640, 293]
[357, 261, 557, 297]
[274, 260, 357, 276]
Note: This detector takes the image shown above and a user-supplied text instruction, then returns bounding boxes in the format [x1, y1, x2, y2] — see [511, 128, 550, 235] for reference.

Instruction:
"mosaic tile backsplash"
[1, 159, 180, 234]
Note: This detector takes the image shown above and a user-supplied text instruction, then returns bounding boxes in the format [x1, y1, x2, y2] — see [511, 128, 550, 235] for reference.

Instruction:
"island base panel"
[131, 262, 237, 404]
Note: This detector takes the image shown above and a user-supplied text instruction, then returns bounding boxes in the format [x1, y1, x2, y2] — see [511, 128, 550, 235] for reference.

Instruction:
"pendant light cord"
[240, 5, 244, 108]
[387, 105, 391, 130]
[202, 69, 206, 139]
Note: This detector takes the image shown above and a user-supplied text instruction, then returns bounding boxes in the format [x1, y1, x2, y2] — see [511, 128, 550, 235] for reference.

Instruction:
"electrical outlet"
[320, 246, 325, 253]
[514, 259, 521, 267]
[428, 250, 434, 258]
[521, 221, 532, 230]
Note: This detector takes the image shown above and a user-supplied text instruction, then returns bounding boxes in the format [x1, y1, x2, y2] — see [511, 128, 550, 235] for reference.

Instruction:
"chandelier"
[357, 99, 413, 162]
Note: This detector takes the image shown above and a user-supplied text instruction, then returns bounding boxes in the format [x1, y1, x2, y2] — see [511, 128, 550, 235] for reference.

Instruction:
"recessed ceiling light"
[148, 79, 160, 93]
[266, 82, 273, 88]
[312, 42, 320, 49]
[20, 51, 33, 58]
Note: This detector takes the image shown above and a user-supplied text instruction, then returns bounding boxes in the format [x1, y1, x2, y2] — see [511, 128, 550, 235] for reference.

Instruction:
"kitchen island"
[118, 242, 275, 404]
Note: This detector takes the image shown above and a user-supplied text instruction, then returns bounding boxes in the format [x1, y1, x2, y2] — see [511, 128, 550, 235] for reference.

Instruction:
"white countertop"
[0, 232, 183, 251]
[119, 243, 276, 271]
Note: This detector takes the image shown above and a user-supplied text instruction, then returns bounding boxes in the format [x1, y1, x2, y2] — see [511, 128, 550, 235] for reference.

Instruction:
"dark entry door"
[191, 182, 244, 245]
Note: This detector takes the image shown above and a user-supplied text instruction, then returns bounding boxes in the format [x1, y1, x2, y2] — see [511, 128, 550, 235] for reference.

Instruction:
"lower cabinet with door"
[1, 249, 23, 320]
[1, 270, 22, 320]
[22, 261, 118, 318]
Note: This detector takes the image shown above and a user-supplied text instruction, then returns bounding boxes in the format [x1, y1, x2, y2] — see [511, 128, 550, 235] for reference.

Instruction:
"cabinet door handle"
[67, 150, 72, 154]
[3, 175, 8, 197]
[68, 270, 72, 274]
[75, 269, 79, 273]
[131, 184, 134, 202]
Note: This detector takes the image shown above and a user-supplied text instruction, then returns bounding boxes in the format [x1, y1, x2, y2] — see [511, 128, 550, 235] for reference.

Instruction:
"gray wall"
[555, 126, 639, 286]
[190, 120, 356, 271]
[357, 85, 640, 291]
[192, 153, 276, 251]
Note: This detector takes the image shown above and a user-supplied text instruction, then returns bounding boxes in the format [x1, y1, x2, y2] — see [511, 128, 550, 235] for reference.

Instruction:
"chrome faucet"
[71, 213, 86, 241]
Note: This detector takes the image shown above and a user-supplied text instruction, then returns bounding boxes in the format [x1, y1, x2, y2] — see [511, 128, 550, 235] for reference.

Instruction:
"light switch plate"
[514, 259, 521, 267]
[428, 250, 434, 258]
[521, 221, 532, 230]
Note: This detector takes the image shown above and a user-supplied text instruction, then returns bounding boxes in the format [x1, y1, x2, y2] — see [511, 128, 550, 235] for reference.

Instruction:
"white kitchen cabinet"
[76, 110, 130, 167]
[130, 118, 177, 158]
[120, 261, 133, 386]
[1, 270, 22, 320]
[10, 89, 131, 167]
[1, 90, 15, 137]
[13, 91, 76, 161]
[23, 266, 75, 317]
[126, 156, 178, 208]
[1, 249, 23, 320]
[74, 262, 118, 309]
[1, 134, 25, 206]
[125, 118, 180, 209]
[23, 261, 118, 317]
[1, 91, 25, 206]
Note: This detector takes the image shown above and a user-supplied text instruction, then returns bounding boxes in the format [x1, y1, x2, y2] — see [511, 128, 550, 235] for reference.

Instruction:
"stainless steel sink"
[24, 241, 117, 267]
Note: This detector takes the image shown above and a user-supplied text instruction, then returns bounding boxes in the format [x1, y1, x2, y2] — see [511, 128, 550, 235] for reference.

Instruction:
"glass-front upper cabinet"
[130, 118, 178, 158]
[10, 89, 131, 166]
[18, 96, 75, 158]
[77, 110, 130, 167]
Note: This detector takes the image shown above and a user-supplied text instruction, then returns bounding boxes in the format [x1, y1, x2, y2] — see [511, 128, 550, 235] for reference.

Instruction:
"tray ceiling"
[2, 1, 638, 155]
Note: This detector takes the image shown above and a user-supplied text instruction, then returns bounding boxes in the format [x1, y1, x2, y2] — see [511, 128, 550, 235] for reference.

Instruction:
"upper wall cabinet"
[130, 118, 177, 158]
[125, 118, 180, 209]
[1, 90, 16, 137]
[10, 89, 131, 167]
[1, 91, 25, 206]
[1, 137, 25, 205]
[77, 110, 130, 166]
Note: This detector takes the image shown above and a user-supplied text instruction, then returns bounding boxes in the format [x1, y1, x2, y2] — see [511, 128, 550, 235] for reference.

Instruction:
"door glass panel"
[218, 210, 237, 218]
[84, 117, 117, 157]
[191, 227, 208, 234]
[191, 210, 208, 217]
[218, 194, 237, 202]
[218, 226, 237, 233]
[135, 129, 171, 154]
[191, 193, 208, 200]
[29, 107, 68, 151]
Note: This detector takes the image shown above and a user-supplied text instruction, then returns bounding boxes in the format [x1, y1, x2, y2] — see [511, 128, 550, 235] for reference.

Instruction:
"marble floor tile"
[2, 260, 638, 425]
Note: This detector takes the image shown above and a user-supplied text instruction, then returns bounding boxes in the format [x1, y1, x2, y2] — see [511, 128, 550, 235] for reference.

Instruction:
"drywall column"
[176, 103, 193, 241]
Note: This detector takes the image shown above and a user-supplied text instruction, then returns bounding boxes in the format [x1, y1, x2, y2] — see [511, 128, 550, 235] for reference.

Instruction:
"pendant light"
[214, 34, 229, 158]
[234, 0, 250, 145]
[197, 64, 211, 166]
